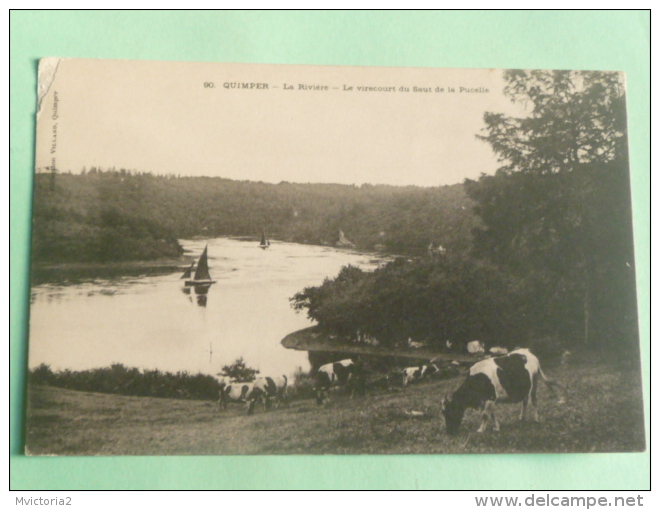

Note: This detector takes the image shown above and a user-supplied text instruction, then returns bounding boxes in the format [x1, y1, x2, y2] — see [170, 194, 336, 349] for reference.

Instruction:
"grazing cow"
[467, 340, 486, 354]
[402, 364, 439, 387]
[238, 375, 290, 415]
[314, 359, 365, 405]
[441, 348, 564, 435]
[215, 375, 270, 415]
[245, 378, 271, 415]
[214, 375, 234, 410]
[259, 375, 289, 410]
[217, 379, 255, 414]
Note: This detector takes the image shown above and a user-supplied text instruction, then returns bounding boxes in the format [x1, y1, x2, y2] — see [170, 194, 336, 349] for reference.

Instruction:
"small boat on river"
[180, 260, 195, 280]
[259, 232, 271, 249]
[184, 245, 216, 286]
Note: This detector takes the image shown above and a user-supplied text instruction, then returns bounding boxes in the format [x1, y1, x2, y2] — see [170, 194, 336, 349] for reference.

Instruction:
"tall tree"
[466, 70, 636, 346]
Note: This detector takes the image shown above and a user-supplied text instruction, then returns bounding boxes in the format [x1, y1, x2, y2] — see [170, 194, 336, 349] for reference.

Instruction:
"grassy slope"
[25, 357, 645, 456]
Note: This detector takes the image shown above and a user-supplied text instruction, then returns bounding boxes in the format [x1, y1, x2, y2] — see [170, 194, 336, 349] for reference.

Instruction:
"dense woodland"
[31, 170, 476, 263]
[292, 71, 639, 352]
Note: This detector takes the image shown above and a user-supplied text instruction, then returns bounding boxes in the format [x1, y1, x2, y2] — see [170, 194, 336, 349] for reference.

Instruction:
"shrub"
[27, 364, 219, 401]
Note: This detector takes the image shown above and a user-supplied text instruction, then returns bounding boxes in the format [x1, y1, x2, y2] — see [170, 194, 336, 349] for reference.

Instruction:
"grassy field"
[25, 355, 645, 455]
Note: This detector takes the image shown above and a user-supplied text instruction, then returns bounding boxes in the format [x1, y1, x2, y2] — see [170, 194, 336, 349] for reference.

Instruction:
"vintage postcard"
[26, 59, 644, 455]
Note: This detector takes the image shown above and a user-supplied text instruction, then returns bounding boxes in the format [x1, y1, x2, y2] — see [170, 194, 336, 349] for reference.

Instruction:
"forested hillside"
[292, 70, 639, 351]
[31, 170, 477, 263]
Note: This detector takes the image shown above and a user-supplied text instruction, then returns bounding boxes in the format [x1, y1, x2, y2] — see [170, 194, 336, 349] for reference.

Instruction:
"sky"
[36, 59, 528, 187]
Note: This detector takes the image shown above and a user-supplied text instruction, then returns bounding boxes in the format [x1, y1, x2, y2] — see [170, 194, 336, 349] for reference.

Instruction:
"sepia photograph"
[25, 59, 644, 456]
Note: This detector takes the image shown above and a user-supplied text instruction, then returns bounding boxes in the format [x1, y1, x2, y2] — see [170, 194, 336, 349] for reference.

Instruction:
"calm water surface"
[29, 238, 389, 378]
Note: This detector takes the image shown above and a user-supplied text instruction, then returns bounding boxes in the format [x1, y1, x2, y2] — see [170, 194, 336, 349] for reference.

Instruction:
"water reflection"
[180, 282, 211, 307]
[194, 284, 209, 307]
[29, 238, 391, 378]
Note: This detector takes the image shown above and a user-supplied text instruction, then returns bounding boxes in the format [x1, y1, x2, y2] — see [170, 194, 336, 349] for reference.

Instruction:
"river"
[28, 238, 390, 378]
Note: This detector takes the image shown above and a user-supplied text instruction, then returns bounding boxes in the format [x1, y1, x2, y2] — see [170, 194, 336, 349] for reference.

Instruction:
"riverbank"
[30, 257, 192, 285]
[281, 326, 480, 365]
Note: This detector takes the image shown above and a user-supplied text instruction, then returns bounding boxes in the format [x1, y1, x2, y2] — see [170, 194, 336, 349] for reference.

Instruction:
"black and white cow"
[441, 348, 564, 434]
[245, 378, 272, 415]
[217, 375, 289, 415]
[257, 375, 289, 410]
[402, 364, 439, 387]
[216, 377, 255, 414]
[314, 359, 365, 405]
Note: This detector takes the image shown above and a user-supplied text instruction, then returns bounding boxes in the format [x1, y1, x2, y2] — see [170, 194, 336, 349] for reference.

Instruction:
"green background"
[10, 11, 650, 490]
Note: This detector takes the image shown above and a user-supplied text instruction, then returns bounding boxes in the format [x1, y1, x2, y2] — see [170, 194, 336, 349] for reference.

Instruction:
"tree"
[219, 357, 259, 382]
[478, 70, 627, 176]
[466, 70, 636, 347]
[291, 265, 369, 341]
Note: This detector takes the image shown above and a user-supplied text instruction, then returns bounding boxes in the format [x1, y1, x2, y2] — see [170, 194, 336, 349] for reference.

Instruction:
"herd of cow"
[214, 348, 564, 435]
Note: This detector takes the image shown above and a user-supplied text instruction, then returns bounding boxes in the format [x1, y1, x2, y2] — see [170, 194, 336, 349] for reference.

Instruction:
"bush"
[27, 363, 219, 401]
[29, 364, 54, 386]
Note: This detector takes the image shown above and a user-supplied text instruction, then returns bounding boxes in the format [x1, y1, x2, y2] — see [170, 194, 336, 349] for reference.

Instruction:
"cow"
[314, 359, 365, 405]
[216, 378, 255, 414]
[258, 375, 289, 410]
[402, 364, 439, 387]
[245, 378, 271, 415]
[445, 340, 487, 355]
[441, 348, 564, 435]
[467, 340, 485, 354]
[231, 375, 289, 415]
[214, 374, 234, 411]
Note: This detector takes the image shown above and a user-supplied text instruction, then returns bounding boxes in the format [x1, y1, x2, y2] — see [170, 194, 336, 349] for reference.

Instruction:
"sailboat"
[259, 232, 271, 250]
[184, 245, 216, 286]
[180, 260, 195, 280]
